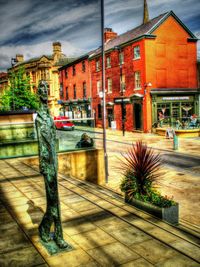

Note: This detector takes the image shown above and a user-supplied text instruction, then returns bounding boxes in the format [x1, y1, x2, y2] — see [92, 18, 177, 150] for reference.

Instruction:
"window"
[65, 70, 68, 78]
[134, 71, 141, 89]
[82, 61, 86, 72]
[32, 71, 36, 83]
[106, 56, 111, 68]
[107, 78, 112, 93]
[121, 74, 126, 92]
[97, 80, 101, 94]
[60, 84, 63, 97]
[73, 84, 76, 99]
[119, 51, 124, 65]
[66, 86, 68, 100]
[133, 46, 140, 59]
[96, 60, 100, 71]
[83, 82, 87, 98]
[73, 65, 76, 76]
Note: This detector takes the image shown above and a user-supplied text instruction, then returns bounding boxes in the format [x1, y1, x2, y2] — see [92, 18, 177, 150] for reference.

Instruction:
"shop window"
[83, 82, 87, 98]
[133, 46, 140, 59]
[134, 71, 141, 89]
[73, 84, 76, 99]
[106, 56, 111, 68]
[119, 51, 124, 65]
[82, 61, 86, 72]
[73, 65, 76, 76]
[98, 104, 102, 119]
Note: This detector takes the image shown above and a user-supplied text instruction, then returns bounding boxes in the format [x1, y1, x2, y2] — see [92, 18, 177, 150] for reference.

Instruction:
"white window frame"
[134, 71, 141, 89]
[107, 78, 112, 93]
[119, 51, 124, 65]
[96, 60, 100, 71]
[133, 45, 140, 59]
[106, 56, 111, 68]
[97, 80, 101, 94]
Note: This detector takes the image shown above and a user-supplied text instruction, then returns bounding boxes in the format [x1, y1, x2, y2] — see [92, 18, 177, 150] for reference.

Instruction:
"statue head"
[37, 81, 49, 103]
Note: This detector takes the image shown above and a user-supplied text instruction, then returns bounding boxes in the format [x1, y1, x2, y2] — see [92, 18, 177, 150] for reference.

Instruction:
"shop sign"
[162, 96, 189, 101]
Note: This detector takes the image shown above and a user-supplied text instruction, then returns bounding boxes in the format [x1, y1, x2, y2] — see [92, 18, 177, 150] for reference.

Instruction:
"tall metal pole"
[101, 0, 109, 183]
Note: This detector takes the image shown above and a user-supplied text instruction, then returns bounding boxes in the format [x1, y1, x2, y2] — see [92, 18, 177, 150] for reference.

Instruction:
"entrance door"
[134, 103, 142, 130]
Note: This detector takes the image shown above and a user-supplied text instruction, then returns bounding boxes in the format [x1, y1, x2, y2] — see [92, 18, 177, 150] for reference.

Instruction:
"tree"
[0, 66, 39, 111]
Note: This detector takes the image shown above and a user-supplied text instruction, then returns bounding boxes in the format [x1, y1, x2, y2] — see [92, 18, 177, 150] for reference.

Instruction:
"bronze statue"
[35, 81, 68, 249]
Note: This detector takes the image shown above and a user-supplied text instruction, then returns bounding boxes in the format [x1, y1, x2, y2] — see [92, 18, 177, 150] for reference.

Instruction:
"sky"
[0, 0, 200, 72]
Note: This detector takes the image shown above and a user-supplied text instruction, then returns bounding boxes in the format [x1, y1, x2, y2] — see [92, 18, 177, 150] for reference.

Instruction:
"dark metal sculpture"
[35, 81, 69, 250]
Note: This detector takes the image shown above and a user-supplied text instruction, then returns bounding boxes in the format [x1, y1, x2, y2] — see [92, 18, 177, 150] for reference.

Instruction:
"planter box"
[125, 195, 179, 225]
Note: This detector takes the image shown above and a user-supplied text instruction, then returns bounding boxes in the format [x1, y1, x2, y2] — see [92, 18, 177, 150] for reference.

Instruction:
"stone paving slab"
[0, 158, 200, 267]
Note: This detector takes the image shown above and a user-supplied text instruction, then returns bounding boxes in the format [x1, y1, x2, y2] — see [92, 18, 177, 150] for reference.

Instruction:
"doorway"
[107, 108, 114, 127]
[134, 103, 142, 130]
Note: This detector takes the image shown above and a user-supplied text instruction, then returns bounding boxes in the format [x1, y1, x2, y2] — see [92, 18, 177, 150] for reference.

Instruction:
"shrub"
[120, 140, 175, 207]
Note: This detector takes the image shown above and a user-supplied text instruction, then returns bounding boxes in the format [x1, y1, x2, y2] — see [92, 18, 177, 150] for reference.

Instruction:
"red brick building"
[59, 5, 199, 132]
[59, 54, 92, 121]
[90, 11, 198, 132]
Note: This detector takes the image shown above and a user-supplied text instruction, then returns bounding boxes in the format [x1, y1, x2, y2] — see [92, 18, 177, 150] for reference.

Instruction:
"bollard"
[173, 135, 179, 150]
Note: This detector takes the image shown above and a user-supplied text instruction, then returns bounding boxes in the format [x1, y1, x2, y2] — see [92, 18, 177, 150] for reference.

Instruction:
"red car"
[54, 116, 75, 130]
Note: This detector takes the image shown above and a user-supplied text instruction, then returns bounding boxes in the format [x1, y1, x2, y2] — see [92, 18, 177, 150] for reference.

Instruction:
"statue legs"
[39, 174, 68, 248]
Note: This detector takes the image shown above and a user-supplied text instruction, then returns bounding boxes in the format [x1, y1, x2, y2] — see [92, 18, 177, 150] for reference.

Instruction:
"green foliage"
[120, 140, 175, 208]
[0, 66, 39, 111]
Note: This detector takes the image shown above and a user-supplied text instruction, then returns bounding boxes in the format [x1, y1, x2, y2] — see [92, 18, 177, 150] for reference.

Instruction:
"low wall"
[0, 112, 36, 141]
[156, 128, 200, 137]
[24, 148, 105, 186]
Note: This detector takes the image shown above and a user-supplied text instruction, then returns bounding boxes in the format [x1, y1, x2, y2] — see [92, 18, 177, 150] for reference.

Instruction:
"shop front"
[151, 89, 200, 129]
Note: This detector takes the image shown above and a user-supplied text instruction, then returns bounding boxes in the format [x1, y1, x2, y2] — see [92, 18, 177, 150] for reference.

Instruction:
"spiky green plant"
[120, 141, 175, 207]
[120, 140, 161, 198]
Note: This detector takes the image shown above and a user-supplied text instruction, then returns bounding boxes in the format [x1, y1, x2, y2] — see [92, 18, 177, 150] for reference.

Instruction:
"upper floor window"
[83, 82, 87, 98]
[97, 80, 101, 94]
[96, 60, 100, 71]
[107, 78, 112, 93]
[66, 86, 68, 100]
[133, 46, 140, 59]
[82, 61, 86, 72]
[106, 56, 111, 68]
[72, 65, 76, 76]
[73, 84, 76, 99]
[65, 70, 68, 78]
[120, 74, 126, 92]
[119, 51, 124, 65]
[60, 84, 63, 97]
[134, 71, 141, 89]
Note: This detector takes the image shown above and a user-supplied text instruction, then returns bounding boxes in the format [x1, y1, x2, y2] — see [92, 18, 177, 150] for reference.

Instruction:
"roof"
[14, 55, 53, 67]
[90, 11, 198, 58]
[55, 57, 76, 67]
[58, 50, 96, 70]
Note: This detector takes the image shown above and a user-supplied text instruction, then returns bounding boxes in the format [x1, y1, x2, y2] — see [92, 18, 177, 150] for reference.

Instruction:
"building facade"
[59, 54, 92, 123]
[8, 42, 73, 115]
[89, 10, 198, 132]
[0, 72, 8, 101]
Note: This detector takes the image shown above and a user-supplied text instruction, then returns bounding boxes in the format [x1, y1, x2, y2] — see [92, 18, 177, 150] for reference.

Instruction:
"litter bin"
[173, 135, 179, 150]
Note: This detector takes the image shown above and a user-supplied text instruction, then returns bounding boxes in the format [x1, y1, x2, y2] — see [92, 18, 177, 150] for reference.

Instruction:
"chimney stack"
[53, 42, 62, 61]
[104, 28, 118, 42]
[16, 54, 24, 63]
[143, 0, 149, 24]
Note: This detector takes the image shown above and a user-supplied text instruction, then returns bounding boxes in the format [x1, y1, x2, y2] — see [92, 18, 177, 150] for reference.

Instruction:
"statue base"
[40, 233, 73, 255]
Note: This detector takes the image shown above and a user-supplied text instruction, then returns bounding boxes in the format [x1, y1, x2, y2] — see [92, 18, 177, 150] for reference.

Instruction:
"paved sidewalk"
[0, 158, 200, 267]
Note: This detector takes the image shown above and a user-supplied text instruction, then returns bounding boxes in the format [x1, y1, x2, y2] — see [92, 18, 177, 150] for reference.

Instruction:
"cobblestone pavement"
[0, 158, 200, 266]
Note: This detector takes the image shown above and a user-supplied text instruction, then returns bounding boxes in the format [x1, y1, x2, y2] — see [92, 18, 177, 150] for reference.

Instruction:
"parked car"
[54, 116, 74, 130]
